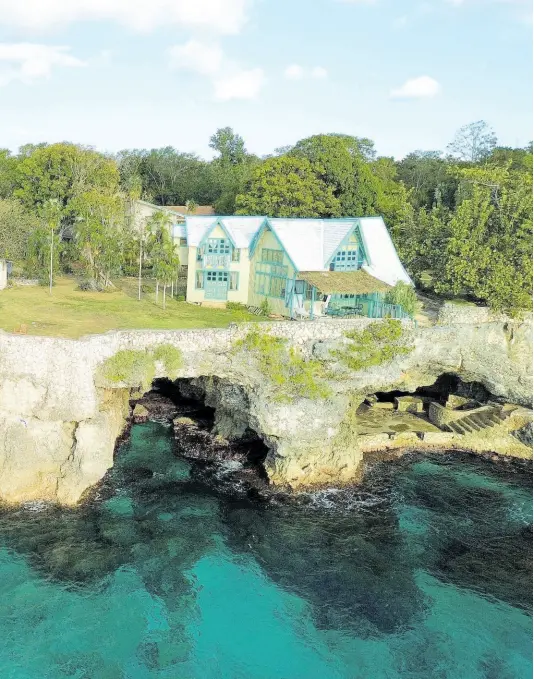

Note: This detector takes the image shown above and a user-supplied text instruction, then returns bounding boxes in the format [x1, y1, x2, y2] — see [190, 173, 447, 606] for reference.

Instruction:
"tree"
[433, 165, 532, 313]
[396, 150, 458, 211]
[0, 150, 18, 198]
[14, 143, 120, 235]
[236, 155, 341, 217]
[290, 134, 378, 216]
[146, 211, 177, 306]
[71, 190, 127, 287]
[209, 127, 247, 165]
[447, 120, 497, 163]
[0, 198, 41, 260]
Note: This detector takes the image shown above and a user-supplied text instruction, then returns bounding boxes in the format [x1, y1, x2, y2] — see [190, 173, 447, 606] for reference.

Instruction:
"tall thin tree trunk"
[171, 280, 174, 298]
[49, 225, 54, 295]
[138, 240, 143, 301]
[156, 280, 159, 303]
[163, 283, 166, 310]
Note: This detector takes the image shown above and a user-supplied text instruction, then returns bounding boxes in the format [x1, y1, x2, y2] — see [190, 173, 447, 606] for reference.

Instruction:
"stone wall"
[0, 311, 532, 505]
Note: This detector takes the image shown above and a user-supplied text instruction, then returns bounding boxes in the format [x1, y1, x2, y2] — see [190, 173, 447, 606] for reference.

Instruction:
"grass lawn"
[0, 277, 260, 339]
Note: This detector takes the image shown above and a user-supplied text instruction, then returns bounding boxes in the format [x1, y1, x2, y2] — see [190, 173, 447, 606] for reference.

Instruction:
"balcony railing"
[202, 254, 231, 269]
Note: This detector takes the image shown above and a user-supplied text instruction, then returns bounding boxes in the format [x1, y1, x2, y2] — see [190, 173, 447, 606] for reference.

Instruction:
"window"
[332, 245, 362, 270]
[294, 280, 305, 294]
[179, 238, 187, 246]
[255, 272, 286, 299]
[195, 271, 204, 289]
[229, 272, 239, 290]
[262, 248, 284, 264]
[207, 238, 231, 255]
[231, 248, 240, 262]
[206, 271, 228, 283]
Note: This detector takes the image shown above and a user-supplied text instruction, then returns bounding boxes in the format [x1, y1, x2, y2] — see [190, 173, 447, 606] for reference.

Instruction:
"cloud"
[284, 64, 304, 80]
[0, 43, 85, 86]
[311, 66, 328, 79]
[284, 65, 328, 80]
[168, 40, 223, 75]
[390, 75, 441, 99]
[0, 0, 249, 35]
[213, 67, 264, 101]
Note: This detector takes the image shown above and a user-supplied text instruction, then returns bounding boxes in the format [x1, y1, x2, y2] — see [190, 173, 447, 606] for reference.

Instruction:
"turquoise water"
[0, 422, 531, 679]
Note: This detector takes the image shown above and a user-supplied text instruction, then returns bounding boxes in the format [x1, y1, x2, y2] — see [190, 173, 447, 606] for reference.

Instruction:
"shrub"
[226, 301, 248, 312]
[175, 295, 185, 302]
[333, 319, 414, 371]
[259, 298, 271, 317]
[234, 327, 331, 401]
[384, 282, 418, 317]
[101, 350, 155, 389]
[153, 344, 183, 377]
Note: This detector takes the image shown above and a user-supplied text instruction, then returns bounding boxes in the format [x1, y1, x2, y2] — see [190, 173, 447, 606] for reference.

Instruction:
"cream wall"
[131, 201, 188, 267]
[185, 224, 252, 305]
[248, 228, 296, 316]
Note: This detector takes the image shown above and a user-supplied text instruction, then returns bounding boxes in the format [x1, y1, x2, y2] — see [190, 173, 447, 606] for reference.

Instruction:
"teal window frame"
[255, 272, 287, 299]
[207, 238, 231, 255]
[261, 248, 284, 265]
[206, 271, 229, 283]
[195, 271, 204, 289]
[229, 272, 239, 291]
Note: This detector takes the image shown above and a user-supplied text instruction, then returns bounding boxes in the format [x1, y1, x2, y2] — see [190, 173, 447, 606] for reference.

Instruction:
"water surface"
[0, 422, 531, 678]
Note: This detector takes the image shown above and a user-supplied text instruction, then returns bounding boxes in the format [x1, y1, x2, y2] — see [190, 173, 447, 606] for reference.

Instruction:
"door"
[204, 271, 229, 300]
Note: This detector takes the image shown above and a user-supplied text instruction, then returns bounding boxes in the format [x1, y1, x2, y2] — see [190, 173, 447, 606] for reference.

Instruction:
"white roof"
[268, 216, 413, 288]
[268, 219, 357, 271]
[172, 223, 186, 239]
[185, 216, 265, 248]
[359, 217, 413, 287]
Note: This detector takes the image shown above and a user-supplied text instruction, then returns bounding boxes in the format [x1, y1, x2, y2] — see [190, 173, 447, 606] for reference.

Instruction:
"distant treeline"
[0, 121, 532, 313]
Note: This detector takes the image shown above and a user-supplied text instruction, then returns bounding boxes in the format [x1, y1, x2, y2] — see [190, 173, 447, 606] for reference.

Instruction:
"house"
[180, 215, 412, 316]
[247, 217, 413, 318]
[128, 202, 413, 316]
[182, 216, 265, 305]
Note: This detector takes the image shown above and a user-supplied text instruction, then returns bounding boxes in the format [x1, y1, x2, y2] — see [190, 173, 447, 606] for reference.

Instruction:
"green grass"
[333, 319, 414, 371]
[234, 327, 331, 401]
[0, 277, 259, 339]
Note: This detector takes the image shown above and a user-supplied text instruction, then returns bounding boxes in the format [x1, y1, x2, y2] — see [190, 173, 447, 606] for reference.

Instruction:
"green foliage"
[102, 344, 182, 388]
[14, 143, 120, 231]
[384, 282, 418, 317]
[334, 320, 414, 371]
[0, 198, 42, 260]
[152, 344, 183, 377]
[259, 298, 271, 316]
[234, 328, 331, 401]
[101, 350, 155, 389]
[446, 120, 497, 162]
[226, 301, 248, 311]
[235, 155, 341, 217]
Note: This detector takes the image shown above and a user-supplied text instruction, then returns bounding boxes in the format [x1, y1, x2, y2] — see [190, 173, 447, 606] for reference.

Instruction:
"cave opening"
[133, 376, 270, 480]
[374, 373, 498, 407]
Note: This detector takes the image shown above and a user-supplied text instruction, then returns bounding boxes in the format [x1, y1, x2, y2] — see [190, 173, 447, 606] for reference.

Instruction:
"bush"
[384, 282, 418, 317]
[152, 344, 183, 377]
[234, 327, 331, 401]
[175, 295, 185, 302]
[101, 350, 155, 389]
[226, 301, 248, 312]
[259, 298, 271, 317]
[333, 319, 414, 371]
[77, 278, 103, 292]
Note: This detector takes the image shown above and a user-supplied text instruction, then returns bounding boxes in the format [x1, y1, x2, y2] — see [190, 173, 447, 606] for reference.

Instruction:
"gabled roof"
[185, 216, 266, 249]
[267, 218, 358, 271]
[266, 216, 412, 288]
[167, 205, 215, 216]
[358, 217, 412, 287]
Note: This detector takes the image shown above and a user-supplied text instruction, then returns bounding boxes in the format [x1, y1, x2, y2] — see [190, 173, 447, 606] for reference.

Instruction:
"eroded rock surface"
[0, 312, 532, 504]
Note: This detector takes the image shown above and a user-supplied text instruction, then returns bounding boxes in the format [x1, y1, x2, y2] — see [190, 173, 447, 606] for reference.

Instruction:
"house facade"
[247, 217, 413, 318]
[129, 201, 413, 316]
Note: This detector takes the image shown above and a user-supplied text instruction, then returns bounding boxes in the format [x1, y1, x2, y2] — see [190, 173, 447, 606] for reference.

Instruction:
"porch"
[296, 270, 412, 321]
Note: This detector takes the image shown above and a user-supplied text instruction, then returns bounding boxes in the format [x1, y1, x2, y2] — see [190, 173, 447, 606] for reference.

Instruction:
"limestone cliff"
[0, 312, 531, 504]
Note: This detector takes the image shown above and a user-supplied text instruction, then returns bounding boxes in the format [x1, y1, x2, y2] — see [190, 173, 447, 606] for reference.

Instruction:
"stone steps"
[443, 407, 509, 435]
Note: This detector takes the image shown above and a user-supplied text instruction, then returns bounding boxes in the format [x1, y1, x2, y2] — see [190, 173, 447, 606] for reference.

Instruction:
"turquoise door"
[205, 271, 229, 300]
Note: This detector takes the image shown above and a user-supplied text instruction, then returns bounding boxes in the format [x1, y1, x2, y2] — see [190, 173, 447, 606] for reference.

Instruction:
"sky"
[0, 0, 531, 160]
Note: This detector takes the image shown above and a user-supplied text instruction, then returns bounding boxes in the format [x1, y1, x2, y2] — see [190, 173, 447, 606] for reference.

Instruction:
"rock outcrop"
[0, 312, 532, 504]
